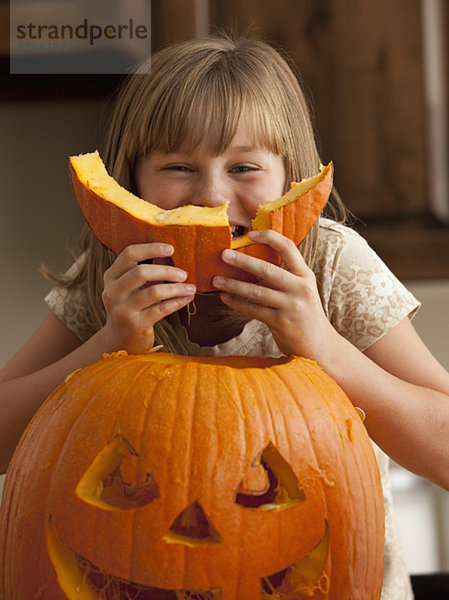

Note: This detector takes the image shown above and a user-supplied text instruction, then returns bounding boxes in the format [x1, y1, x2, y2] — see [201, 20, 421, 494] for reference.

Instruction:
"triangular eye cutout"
[164, 501, 223, 547]
[235, 443, 305, 511]
[76, 434, 159, 510]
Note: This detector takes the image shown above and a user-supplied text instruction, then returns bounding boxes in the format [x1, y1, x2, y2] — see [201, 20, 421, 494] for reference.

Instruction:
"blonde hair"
[53, 34, 345, 353]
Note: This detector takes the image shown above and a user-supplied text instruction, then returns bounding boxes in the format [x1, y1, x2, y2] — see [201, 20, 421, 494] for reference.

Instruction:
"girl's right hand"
[99, 243, 196, 354]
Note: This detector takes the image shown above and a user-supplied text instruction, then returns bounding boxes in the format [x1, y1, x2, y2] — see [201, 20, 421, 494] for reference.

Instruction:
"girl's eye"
[231, 165, 258, 173]
[163, 164, 192, 172]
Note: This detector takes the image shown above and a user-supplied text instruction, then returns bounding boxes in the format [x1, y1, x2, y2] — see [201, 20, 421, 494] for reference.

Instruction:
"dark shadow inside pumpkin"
[261, 523, 330, 597]
[163, 500, 223, 546]
[76, 434, 160, 510]
[47, 520, 329, 600]
[234, 443, 306, 510]
[100, 465, 160, 509]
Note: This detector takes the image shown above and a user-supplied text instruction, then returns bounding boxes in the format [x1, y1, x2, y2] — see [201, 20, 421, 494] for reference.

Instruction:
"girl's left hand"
[212, 229, 338, 361]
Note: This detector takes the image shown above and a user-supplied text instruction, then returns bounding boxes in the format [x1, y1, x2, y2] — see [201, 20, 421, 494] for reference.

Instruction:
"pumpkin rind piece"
[69, 152, 333, 292]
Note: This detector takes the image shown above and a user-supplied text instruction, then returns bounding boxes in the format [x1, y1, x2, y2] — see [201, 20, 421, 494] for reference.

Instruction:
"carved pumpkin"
[69, 152, 333, 292]
[0, 352, 384, 599]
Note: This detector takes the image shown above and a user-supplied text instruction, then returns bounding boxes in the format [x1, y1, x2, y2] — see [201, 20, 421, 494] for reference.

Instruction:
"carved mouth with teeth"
[46, 520, 329, 600]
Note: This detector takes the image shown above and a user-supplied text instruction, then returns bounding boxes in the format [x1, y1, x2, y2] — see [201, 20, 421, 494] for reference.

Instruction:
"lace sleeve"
[44, 256, 100, 343]
[315, 220, 421, 351]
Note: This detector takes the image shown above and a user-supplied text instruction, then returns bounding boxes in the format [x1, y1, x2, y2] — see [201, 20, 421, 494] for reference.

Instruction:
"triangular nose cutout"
[163, 500, 223, 547]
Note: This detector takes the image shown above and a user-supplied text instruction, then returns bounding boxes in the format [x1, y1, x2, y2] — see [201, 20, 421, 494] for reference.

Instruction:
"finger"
[103, 265, 187, 308]
[108, 243, 175, 279]
[249, 230, 307, 275]
[213, 276, 283, 309]
[221, 248, 295, 290]
[219, 291, 276, 324]
[120, 263, 188, 291]
[132, 282, 196, 312]
[142, 293, 196, 322]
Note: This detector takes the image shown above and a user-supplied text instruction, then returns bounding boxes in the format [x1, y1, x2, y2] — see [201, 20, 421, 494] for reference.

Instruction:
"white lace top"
[46, 218, 419, 599]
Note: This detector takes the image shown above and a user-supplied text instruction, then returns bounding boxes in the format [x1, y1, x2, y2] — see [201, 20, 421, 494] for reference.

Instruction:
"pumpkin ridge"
[265, 365, 304, 459]
[296, 365, 383, 598]
[111, 359, 156, 439]
[234, 370, 278, 585]
[220, 368, 250, 595]
[348, 429, 384, 594]
[205, 365, 222, 505]
[342, 430, 374, 593]
[52, 358, 151, 573]
[154, 360, 189, 583]
[125, 360, 166, 585]
[262, 364, 329, 557]
[216, 368, 246, 421]
[178, 361, 199, 582]
[268, 361, 354, 592]
[0, 463, 24, 594]
[45, 362, 133, 506]
[302, 367, 346, 446]
[242, 368, 276, 443]
[237, 364, 330, 595]
[231, 366, 256, 597]
[297, 368, 352, 590]
[266, 363, 324, 482]
[0, 374, 85, 598]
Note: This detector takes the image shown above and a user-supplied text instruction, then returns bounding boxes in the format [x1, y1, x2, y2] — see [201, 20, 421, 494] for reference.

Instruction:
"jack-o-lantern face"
[0, 353, 384, 600]
[46, 438, 330, 599]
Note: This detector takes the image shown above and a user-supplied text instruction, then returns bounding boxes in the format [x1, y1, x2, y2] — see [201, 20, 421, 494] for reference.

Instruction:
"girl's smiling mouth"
[230, 224, 249, 239]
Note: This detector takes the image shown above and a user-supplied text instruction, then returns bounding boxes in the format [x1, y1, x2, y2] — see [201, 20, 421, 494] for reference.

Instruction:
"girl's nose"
[190, 175, 229, 208]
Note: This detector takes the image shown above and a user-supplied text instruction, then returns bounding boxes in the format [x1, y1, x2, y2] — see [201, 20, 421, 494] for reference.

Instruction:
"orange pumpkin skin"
[69, 154, 333, 292]
[0, 353, 383, 600]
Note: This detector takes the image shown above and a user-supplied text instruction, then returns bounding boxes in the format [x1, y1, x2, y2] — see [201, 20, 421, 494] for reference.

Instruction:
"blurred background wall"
[1, 0, 448, 576]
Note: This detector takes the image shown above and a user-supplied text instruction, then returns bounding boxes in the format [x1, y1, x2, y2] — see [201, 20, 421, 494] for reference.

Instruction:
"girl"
[1, 34, 449, 599]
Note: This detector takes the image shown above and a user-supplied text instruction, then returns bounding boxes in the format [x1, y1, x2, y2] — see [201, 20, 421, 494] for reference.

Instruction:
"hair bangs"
[167, 74, 244, 155]
[137, 58, 289, 159]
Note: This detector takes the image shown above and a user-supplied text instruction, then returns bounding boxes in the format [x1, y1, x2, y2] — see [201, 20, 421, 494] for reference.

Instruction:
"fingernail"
[213, 276, 225, 286]
[249, 230, 261, 238]
[222, 249, 236, 260]
[185, 284, 196, 293]
[161, 244, 174, 254]
[176, 270, 187, 281]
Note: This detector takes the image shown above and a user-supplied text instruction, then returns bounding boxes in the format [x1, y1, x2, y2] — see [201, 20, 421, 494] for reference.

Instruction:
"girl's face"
[134, 119, 287, 240]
